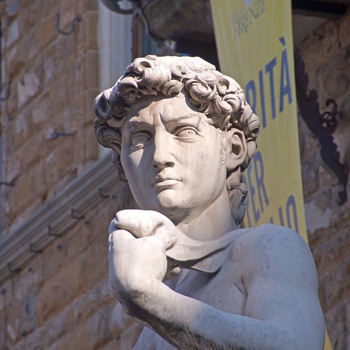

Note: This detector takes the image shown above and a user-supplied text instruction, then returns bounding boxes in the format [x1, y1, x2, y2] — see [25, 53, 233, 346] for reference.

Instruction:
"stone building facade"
[297, 12, 350, 348]
[0, 0, 349, 349]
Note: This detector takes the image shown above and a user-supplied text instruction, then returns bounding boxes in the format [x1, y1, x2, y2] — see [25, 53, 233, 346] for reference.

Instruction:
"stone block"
[6, 0, 20, 18]
[89, 307, 113, 347]
[17, 71, 40, 108]
[49, 320, 92, 350]
[7, 41, 27, 78]
[99, 340, 121, 350]
[31, 94, 50, 125]
[110, 302, 136, 339]
[312, 228, 350, 276]
[319, 257, 350, 312]
[84, 51, 99, 89]
[43, 307, 74, 348]
[299, 20, 340, 78]
[325, 299, 350, 350]
[120, 323, 144, 350]
[84, 124, 99, 164]
[83, 88, 100, 121]
[318, 49, 350, 101]
[6, 19, 20, 47]
[36, 257, 85, 325]
[87, 0, 98, 11]
[305, 189, 332, 235]
[35, 16, 58, 52]
[338, 13, 350, 48]
[19, 289, 38, 336]
[20, 132, 45, 168]
[5, 153, 21, 184]
[301, 156, 319, 199]
[83, 12, 99, 51]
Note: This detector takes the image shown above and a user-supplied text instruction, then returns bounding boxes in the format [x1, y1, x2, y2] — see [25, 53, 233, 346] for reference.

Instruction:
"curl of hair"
[94, 55, 260, 223]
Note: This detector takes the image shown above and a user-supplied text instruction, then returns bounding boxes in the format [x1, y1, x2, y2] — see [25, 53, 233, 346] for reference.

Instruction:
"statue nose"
[152, 129, 175, 169]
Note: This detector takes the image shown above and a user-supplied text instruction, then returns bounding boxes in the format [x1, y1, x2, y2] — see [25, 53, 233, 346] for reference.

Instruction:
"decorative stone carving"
[94, 55, 325, 349]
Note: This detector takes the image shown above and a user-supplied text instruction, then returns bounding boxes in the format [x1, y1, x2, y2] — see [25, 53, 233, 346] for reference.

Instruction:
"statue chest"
[135, 267, 247, 350]
[174, 264, 247, 315]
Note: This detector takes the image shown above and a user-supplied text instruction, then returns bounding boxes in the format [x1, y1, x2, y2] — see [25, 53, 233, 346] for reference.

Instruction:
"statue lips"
[153, 174, 180, 189]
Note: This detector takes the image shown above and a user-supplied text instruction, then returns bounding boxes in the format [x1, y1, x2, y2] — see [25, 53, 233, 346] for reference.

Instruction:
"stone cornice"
[0, 155, 122, 283]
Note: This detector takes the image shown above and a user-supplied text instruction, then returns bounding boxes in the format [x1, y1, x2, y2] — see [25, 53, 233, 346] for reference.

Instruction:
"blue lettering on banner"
[243, 151, 299, 233]
[232, 0, 267, 38]
[258, 69, 267, 128]
[244, 150, 269, 226]
[244, 36, 293, 129]
[253, 151, 269, 212]
[279, 37, 292, 113]
[269, 195, 299, 232]
[286, 195, 299, 232]
[265, 57, 277, 119]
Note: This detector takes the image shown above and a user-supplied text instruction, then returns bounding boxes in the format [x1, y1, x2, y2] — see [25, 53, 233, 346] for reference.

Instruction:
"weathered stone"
[6, 0, 20, 18]
[17, 71, 40, 108]
[301, 156, 319, 198]
[19, 289, 38, 336]
[120, 323, 144, 350]
[322, 258, 350, 314]
[110, 302, 135, 339]
[35, 17, 58, 52]
[305, 189, 333, 234]
[325, 299, 350, 350]
[89, 307, 113, 347]
[6, 19, 20, 47]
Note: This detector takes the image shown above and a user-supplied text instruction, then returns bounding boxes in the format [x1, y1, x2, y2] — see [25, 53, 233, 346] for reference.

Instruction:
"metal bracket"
[7, 262, 21, 274]
[56, 13, 81, 35]
[320, 99, 342, 132]
[51, 130, 75, 140]
[0, 181, 15, 186]
[30, 243, 42, 254]
[99, 188, 109, 198]
[71, 208, 84, 220]
[48, 225, 61, 237]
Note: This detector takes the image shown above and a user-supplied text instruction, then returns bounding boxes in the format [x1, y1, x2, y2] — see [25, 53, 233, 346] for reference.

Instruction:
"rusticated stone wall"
[0, 1, 138, 349]
[297, 10, 350, 350]
[0, 191, 142, 350]
[1, 0, 100, 235]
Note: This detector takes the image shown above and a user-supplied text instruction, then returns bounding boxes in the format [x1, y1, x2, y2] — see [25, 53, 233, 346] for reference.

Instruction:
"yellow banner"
[211, 0, 306, 240]
[211, 1, 331, 349]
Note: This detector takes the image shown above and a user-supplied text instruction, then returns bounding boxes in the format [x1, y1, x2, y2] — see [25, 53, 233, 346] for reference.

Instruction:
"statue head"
[94, 55, 260, 224]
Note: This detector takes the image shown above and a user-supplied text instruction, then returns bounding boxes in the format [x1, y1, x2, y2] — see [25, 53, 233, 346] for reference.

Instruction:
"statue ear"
[225, 129, 247, 172]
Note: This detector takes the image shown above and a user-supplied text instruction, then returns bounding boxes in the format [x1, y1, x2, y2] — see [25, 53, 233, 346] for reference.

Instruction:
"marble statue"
[94, 55, 325, 349]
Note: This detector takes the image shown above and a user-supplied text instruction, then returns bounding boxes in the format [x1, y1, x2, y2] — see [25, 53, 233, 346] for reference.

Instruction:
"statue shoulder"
[234, 223, 307, 252]
[230, 224, 317, 285]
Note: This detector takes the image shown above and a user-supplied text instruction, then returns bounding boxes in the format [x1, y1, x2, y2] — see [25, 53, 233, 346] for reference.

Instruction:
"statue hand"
[108, 210, 180, 310]
[109, 209, 177, 238]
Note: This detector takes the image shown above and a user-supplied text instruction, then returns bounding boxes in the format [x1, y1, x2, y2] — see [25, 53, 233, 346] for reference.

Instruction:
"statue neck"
[175, 189, 237, 241]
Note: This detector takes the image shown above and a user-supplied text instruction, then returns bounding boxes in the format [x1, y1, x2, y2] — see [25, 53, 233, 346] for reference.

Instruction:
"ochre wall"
[1, 0, 100, 234]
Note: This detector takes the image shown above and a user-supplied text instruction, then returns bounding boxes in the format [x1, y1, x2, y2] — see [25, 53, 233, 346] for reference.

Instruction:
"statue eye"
[175, 127, 198, 138]
[131, 132, 151, 148]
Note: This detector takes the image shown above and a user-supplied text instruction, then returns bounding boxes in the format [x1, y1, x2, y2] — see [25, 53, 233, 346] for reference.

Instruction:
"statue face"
[120, 93, 228, 223]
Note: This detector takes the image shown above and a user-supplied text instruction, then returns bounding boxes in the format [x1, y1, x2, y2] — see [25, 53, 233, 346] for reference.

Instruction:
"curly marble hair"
[94, 55, 260, 224]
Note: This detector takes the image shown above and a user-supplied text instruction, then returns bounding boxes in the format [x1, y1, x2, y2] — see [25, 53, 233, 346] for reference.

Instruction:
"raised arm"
[109, 212, 325, 350]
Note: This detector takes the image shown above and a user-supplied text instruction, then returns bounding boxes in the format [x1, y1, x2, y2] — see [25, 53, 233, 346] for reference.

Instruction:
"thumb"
[112, 209, 173, 238]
